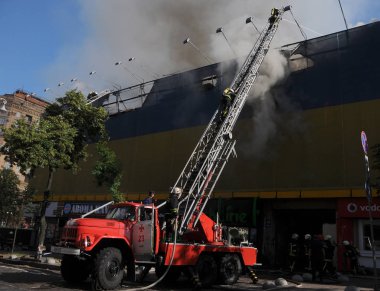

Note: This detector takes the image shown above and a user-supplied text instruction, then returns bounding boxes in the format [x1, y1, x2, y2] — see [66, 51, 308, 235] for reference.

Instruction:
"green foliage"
[45, 90, 109, 171]
[0, 168, 20, 222]
[111, 174, 124, 203]
[1, 116, 76, 175]
[92, 142, 122, 186]
[0, 89, 109, 245]
[92, 142, 124, 202]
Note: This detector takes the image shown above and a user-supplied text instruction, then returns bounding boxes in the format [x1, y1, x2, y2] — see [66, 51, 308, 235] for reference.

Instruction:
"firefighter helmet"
[223, 88, 234, 96]
[305, 234, 311, 240]
[291, 233, 299, 240]
[173, 187, 183, 195]
[343, 240, 350, 246]
[324, 234, 332, 241]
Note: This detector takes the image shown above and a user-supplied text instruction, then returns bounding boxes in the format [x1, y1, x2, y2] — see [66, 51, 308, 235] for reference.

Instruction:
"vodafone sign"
[338, 198, 380, 218]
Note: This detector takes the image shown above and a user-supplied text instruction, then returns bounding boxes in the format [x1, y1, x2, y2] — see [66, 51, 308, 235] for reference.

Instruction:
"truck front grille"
[62, 227, 78, 240]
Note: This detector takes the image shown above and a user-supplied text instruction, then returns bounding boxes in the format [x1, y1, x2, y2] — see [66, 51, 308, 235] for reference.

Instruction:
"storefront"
[337, 198, 380, 270]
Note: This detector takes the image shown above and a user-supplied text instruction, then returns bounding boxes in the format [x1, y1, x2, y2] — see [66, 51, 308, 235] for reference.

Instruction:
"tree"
[92, 141, 124, 202]
[1, 90, 108, 249]
[0, 169, 35, 228]
[0, 168, 20, 226]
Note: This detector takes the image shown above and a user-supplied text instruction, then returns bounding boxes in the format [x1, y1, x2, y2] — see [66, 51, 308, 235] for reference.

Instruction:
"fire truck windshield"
[106, 206, 136, 221]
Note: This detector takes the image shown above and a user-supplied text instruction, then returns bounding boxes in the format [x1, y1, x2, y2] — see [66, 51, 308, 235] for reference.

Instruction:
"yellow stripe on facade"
[32, 188, 369, 202]
[277, 191, 301, 198]
[232, 192, 260, 198]
[301, 189, 351, 198]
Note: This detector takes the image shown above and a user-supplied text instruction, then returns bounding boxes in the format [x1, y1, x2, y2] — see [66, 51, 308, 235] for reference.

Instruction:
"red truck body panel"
[161, 242, 258, 266]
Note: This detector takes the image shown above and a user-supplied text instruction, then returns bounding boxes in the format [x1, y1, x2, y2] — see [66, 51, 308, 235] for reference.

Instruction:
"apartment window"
[25, 115, 33, 123]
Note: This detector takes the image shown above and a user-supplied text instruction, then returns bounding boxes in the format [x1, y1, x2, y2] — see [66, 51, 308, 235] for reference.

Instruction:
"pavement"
[0, 249, 60, 271]
[0, 249, 378, 290]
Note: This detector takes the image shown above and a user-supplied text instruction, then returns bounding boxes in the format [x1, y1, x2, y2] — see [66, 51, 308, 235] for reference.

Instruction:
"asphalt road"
[0, 263, 376, 291]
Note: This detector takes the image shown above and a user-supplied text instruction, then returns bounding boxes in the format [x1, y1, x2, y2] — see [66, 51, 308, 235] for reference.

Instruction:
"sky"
[0, 0, 379, 102]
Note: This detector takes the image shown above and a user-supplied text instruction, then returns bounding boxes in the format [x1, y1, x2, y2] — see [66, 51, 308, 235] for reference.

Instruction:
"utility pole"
[361, 131, 378, 290]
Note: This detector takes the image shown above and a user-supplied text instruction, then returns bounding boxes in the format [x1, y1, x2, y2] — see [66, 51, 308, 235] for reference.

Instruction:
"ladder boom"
[171, 6, 290, 234]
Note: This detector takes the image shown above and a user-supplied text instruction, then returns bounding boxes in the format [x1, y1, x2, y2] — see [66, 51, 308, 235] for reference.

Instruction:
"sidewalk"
[0, 249, 60, 271]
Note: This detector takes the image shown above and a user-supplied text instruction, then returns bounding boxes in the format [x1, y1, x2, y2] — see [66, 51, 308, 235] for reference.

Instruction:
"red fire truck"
[51, 6, 290, 290]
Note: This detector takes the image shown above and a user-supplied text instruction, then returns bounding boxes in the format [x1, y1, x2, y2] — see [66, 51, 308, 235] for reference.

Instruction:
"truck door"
[132, 206, 155, 261]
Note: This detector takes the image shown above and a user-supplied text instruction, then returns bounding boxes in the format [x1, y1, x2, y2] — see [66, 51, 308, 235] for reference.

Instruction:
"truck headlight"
[80, 235, 92, 248]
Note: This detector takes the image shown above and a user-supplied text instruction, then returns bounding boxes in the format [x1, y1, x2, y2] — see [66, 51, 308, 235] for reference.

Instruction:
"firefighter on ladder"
[220, 88, 236, 122]
[165, 187, 183, 242]
[268, 8, 279, 28]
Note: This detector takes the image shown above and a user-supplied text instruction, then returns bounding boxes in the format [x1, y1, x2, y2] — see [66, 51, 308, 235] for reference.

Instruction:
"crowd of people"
[287, 233, 362, 280]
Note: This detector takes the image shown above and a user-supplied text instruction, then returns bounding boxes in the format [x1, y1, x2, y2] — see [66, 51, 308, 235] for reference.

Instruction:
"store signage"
[63, 202, 109, 216]
[338, 198, 380, 218]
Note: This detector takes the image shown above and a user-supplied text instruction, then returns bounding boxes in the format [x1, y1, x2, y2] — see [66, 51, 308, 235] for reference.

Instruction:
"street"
[0, 262, 376, 291]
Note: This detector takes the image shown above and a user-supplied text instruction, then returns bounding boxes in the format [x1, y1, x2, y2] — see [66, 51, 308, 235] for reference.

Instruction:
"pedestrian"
[310, 234, 325, 282]
[322, 234, 336, 276]
[143, 190, 156, 205]
[343, 240, 360, 274]
[165, 187, 182, 242]
[288, 233, 300, 272]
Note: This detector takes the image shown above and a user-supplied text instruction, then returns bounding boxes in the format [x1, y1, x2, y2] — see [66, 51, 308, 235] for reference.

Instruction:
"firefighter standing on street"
[310, 234, 325, 282]
[322, 235, 336, 276]
[288, 233, 300, 272]
[165, 187, 183, 242]
[303, 234, 312, 271]
[220, 88, 236, 121]
[343, 240, 360, 274]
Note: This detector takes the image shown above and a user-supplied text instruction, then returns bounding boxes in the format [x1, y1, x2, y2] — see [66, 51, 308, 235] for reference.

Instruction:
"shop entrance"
[274, 209, 336, 268]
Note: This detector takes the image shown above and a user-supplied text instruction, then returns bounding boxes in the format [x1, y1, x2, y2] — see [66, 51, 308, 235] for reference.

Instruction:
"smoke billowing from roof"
[43, 0, 349, 96]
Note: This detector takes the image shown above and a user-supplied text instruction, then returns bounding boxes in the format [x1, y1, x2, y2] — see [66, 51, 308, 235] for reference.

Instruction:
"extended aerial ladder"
[165, 6, 291, 235]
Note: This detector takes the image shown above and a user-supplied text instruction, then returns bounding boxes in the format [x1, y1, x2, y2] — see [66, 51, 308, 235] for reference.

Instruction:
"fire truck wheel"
[61, 255, 90, 283]
[94, 247, 124, 290]
[218, 254, 242, 285]
[196, 254, 217, 287]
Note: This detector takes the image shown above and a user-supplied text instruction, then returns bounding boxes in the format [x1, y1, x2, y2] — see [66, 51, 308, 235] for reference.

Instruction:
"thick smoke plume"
[44, 0, 313, 94]
[42, 0, 349, 154]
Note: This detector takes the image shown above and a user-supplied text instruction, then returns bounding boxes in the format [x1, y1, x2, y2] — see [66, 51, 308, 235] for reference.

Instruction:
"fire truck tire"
[61, 255, 90, 283]
[94, 247, 124, 290]
[218, 254, 242, 285]
[196, 254, 217, 287]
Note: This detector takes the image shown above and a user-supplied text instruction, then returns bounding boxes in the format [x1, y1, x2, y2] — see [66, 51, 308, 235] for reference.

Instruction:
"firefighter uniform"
[303, 234, 312, 271]
[165, 187, 182, 242]
[220, 88, 236, 120]
[343, 240, 360, 274]
[288, 233, 300, 272]
[322, 235, 336, 276]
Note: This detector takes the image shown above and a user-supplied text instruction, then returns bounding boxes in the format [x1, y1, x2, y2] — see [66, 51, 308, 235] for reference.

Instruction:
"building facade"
[0, 90, 50, 187]
[30, 22, 380, 270]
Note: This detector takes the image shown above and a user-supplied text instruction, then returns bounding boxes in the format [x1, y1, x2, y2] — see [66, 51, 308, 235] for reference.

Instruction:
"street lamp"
[128, 57, 159, 79]
[245, 17, 260, 33]
[183, 36, 215, 65]
[115, 60, 144, 84]
[216, 27, 237, 57]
